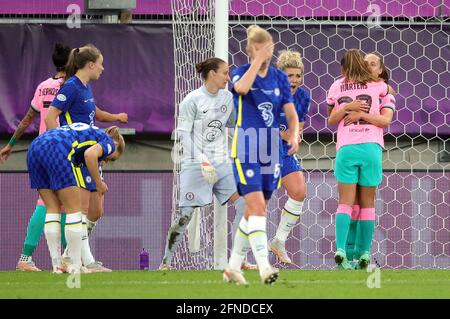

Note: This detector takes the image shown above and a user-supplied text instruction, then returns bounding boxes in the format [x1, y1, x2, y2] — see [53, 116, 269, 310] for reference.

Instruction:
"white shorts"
[179, 162, 237, 207]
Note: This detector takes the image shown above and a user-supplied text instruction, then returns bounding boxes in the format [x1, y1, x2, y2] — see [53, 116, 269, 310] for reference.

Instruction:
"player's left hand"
[0, 145, 12, 163]
[344, 111, 362, 126]
[198, 154, 218, 184]
[117, 113, 128, 123]
[286, 133, 299, 155]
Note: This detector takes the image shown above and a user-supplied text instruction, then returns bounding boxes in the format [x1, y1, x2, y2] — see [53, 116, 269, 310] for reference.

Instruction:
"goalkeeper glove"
[198, 154, 218, 184]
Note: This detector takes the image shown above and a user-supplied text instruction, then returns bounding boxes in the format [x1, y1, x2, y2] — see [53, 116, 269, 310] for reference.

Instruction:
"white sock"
[65, 212, 83, 267]
[276, 197, 303, 242]
[81, 214, 95, 266]
[247, 215, 270, 276]
[44, 213, 62, 267]
[228, 217, 251, 270]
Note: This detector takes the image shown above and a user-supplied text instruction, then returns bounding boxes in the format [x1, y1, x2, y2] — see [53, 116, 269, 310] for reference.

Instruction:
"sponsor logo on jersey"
[56, 94, 67, 102]
[261, 89, 274, 95]
[257, 102, 274, 127]
[220, 105, 227, 113]
[86, 176, 92, 183]
[107, 144, 112, 155]
[232, 75, 240, 83]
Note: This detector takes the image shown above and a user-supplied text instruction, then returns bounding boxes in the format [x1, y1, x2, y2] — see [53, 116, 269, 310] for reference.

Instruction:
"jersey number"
[338, 94, 372, 126]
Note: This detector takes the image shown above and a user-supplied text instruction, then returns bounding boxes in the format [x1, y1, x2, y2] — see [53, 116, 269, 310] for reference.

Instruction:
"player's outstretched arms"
[0, 107, 38, 163]
[95, 106, 128, 123]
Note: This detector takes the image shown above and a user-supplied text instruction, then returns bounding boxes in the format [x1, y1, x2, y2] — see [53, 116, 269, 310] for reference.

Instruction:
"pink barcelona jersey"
[326, 77, 395, 151]
[30, 76, 64, 135]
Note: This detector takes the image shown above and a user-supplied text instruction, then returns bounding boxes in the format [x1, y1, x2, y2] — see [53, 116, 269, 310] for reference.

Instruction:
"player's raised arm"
[95, 106, 128, 123]
[0, 107, 38, 163]
[233, 29, 273, 95]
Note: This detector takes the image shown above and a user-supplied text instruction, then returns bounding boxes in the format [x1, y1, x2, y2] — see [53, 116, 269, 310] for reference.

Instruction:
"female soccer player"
[224, 25, 299, 285]
[0, 43, 71, 271]
[345, 52, 396, 266]
[159, 57, 247, 271]
[45, 44, 128, 272]
[267, 50, 310, 264]
[327, 49, 395, 270]
[27, 123, 125, 273]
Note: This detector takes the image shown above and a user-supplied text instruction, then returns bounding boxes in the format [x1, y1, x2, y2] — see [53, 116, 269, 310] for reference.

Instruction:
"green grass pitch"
[1, 269, 449, 299]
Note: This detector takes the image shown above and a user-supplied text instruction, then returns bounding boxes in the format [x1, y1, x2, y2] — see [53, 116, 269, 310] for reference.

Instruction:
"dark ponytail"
[195, 57, 226, 80]
[52, 43, 71, 72]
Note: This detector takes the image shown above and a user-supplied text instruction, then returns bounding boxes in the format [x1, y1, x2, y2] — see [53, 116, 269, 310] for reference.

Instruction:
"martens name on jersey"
[340, 82, 368, 92]
[39, 87, 59, 96]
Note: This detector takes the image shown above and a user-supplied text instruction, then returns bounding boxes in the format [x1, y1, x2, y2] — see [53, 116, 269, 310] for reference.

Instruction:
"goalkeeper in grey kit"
[159, 57, 245, 270]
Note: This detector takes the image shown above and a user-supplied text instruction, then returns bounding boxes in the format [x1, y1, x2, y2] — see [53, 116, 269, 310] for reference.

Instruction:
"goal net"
[171, 0, 450, 270]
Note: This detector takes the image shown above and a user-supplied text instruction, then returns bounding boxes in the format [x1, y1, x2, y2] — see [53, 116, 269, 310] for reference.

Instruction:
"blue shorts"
[232, 159, 281, 200]
[27, 139, 78, 190]
[281, 153, 303, 178]
[76, 166, 95, 192]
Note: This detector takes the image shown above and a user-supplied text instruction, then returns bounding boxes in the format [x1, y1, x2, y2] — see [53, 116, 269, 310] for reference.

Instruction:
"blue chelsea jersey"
[41, 123, 115, 166]
[230, 64, 293, 131]
[51, 76, 96, 127]
[279, 87, 310, 154]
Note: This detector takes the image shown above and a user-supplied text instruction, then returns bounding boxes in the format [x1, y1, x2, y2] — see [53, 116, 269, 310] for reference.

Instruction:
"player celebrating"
[345, 52, 396, 266]
[159, 57, 246, 270]
[267, 49, 310, 264]
[0, 43, 71, 271]
[27, 123, 124, 273]
[224, 25, 299, 285]
[327, 49, 395, 269]
[45, 44, 128, 272]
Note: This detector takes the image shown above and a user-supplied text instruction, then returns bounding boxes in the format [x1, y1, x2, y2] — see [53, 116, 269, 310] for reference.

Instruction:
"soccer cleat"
[85, 261, 112, 273]
[269, 238, 292, 264]
[337, 259, 354, 270]
[67, 264, 82, 274]
[241, 261, 258, 271]
[16, 260, 42, 272]
[80, 266, 92, 274]
[358, 253, 371, 270]
[260, 266, 279, 285]
[334, 248, 346, 265]
[335, 249, 354, 270]
[223, 268, 249, 286]
[350, 260, 361, 270]
[52, 266, 65, 274]
[158, 263, 171, 271]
